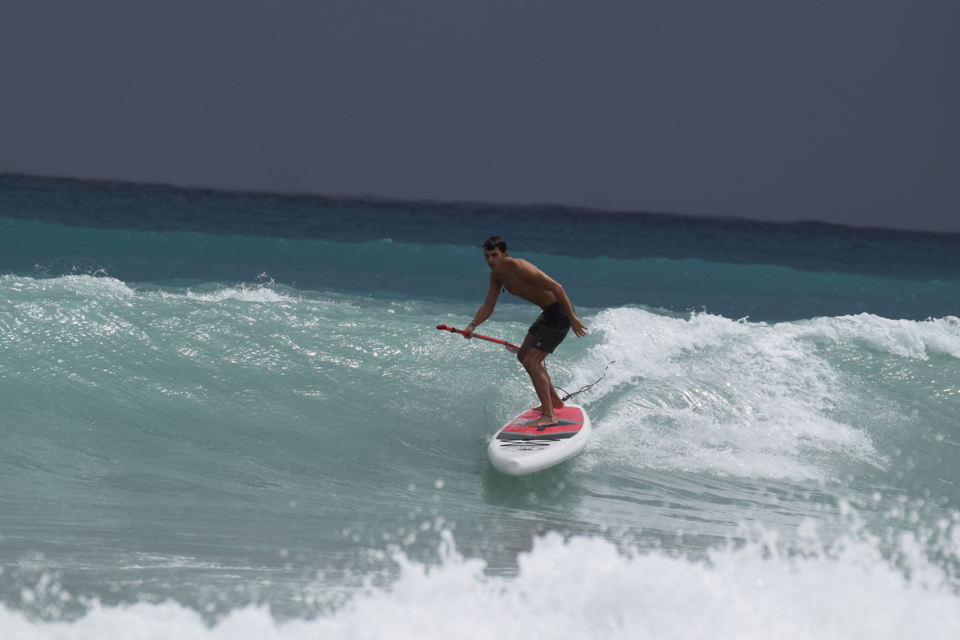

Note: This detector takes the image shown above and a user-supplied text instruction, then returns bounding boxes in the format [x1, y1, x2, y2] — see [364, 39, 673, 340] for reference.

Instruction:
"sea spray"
[3, 510, 960, 639]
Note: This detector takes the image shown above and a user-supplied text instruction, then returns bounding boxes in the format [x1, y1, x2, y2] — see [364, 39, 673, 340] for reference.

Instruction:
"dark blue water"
[2, 174, 959, 321]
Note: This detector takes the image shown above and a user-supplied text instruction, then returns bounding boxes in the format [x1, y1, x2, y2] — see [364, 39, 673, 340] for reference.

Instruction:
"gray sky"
[1, 1, 958, 232]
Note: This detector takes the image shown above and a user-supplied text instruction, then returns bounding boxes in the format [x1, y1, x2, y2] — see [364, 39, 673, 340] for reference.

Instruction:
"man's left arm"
[551, 282, 587, 337]
[521, 263, 587, 338]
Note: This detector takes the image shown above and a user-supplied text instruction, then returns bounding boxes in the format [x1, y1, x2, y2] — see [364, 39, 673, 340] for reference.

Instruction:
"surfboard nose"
[489, 456, 524, 476]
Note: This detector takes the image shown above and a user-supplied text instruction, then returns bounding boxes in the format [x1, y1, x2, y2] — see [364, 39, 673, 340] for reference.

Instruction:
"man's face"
[484, 248, 506, 269]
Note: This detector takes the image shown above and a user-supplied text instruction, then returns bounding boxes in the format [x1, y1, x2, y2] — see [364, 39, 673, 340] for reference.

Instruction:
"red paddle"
[436, 324, 520, 354]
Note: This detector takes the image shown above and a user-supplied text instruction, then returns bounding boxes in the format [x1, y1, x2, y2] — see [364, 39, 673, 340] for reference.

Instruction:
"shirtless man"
[463, 236, 587, 429]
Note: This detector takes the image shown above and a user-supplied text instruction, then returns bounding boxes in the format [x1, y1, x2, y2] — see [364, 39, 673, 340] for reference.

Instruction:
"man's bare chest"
[499, 273, 532, 299]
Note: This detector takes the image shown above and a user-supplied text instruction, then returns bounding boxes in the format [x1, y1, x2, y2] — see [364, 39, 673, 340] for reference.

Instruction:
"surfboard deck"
[487, 403, 591, 475]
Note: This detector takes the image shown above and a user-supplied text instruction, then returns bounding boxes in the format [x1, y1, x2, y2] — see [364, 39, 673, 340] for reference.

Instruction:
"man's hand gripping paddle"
[436, 324, 520, 354]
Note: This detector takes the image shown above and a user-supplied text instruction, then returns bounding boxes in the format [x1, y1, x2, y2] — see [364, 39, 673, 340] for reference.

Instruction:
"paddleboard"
[488, 403, 591, 475]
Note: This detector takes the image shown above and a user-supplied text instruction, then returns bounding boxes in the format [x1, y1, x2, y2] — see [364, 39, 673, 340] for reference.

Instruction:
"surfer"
[464, 236, 588, 429]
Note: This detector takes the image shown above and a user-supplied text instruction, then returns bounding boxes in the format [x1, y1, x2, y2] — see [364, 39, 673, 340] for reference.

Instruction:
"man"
[463, 236, 587, 429]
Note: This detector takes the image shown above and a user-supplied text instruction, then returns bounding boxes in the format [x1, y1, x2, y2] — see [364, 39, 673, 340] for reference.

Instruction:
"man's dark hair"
[483, 236, 507, 252]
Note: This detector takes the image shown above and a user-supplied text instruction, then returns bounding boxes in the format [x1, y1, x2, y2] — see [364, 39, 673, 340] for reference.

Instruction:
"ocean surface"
[1, 174, 960, 638]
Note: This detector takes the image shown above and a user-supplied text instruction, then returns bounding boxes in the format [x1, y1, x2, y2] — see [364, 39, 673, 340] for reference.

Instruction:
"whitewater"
[1, 175, 959, 638]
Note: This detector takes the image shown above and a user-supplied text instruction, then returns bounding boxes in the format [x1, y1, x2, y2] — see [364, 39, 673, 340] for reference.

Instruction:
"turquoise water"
[1, 177, 960, 638]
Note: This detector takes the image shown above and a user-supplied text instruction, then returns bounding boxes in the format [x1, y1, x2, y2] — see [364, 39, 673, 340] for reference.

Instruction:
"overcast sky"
[1, 1, 958, 233]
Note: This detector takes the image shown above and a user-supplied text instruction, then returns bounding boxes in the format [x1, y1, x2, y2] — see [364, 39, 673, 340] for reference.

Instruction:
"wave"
[2, 273, 958, 624]
[783, 314, 960, 360]
[4, 512, 960, 639]
[567, 308, 960, 482]
[2, 275, 956, 488]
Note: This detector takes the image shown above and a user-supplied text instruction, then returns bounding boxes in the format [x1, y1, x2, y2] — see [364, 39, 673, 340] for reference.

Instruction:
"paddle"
[436, 324, 520, 354]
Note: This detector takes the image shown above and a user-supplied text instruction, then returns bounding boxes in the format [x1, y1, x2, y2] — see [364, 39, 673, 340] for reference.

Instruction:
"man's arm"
[551, 283, 587, 337]
[463, 273, 502, 338]
[515, 262, 588, 338]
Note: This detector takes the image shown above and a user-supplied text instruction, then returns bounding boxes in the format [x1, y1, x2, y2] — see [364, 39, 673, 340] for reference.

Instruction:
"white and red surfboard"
[488, 403, 592, 475]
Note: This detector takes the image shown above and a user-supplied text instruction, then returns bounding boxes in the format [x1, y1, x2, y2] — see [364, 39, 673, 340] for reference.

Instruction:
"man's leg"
[516, 334, 562, 428]
[516, 334, 565, 411]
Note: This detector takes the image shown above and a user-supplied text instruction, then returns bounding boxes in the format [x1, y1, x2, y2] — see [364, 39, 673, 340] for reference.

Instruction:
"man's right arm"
[464, 274, 501, 337]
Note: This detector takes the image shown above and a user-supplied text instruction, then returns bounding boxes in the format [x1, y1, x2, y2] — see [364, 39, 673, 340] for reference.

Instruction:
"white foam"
[786, 313, 960, 360]
[4, 521, 960, 640]
[1, 274, 138, 298]
[1, 274, 299, 305]
[568, 309, 913, 480]
[176, 286, 298, 304]
[564, 309, 960, 482]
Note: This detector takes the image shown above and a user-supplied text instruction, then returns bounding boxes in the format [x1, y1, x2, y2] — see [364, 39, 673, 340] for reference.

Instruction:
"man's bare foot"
[525, 415, 559, 430]
[532, 399, 564, 413]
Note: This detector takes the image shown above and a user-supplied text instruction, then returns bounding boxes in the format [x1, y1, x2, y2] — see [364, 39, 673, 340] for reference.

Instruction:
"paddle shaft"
[436, 324, 520, 353]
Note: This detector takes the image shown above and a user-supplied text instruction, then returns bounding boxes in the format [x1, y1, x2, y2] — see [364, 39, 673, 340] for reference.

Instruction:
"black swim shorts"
[527, 302, 571, 353]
